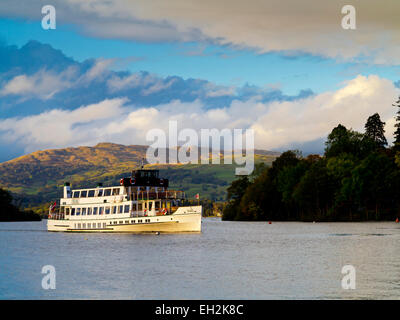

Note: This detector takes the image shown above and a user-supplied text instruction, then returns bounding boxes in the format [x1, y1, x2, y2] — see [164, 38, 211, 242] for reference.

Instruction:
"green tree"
[326, 154, 356, 181]
[292, 159, 335, 221]
[393, 96, 400, 150]
[222, 119, 400, 222]
[226, 176, 249, 202]
[364, 113, 387, 148]
[325, 154, 357, 219]
[222, 176, 249, 220]
[0, 188, 41, 221]
[239, 170, 273, 221]
[325, 124, 364, 158]
[0, 188, 19, 216]
[277, 160, 308, 205]
[348, 153, 397, 220]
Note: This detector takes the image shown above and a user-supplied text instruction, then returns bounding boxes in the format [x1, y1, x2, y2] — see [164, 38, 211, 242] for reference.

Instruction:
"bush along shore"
[0, 188, 41, 221]
[223, 104, 400, 222]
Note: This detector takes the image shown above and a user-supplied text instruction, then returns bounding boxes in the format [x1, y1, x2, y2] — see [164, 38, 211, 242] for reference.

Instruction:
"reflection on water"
[0, 219, 399, 299]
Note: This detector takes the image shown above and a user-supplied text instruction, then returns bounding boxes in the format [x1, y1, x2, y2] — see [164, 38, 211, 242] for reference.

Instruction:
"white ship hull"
[47, 206, 201, 233]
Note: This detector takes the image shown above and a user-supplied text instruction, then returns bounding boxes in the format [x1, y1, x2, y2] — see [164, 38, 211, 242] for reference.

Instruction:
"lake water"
[0, 218, 399, 299]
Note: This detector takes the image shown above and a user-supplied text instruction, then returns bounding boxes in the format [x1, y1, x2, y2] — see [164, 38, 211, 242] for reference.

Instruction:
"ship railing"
[48, 213, 65, 220]
[130, 190, 186, 201]
[129, 208, 174, 218]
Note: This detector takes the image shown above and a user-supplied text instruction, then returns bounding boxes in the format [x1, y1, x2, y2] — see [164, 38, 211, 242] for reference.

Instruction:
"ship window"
[105, 206, 111, 214]
[97, 189, 103, 197]
[104, 189, 111, 196]
[114, 221, 117, 225]
[155, 201, 160, 209]
[82, 223, 86, 229]
[112, 188, 120, 195]
[76, 208, 81, 215]
[99, 207, 104, 215]
[103, 223, 106, 228]
[98, 223, 101, 228]
[125, 220, 129, 224]
[112, 206, 117, 214]
[82, 208, 87, 215]
[132, 203, 137, 211]
[66, 208, 70, 215]
[80, 191, 87, 198]
[71, 208, 75, 215]
[148, 202, 153, 211]
[119, 221, 123, 224]
[138, 203, 143, 211]
[87, 224, 91, 229]
[93, 207, 98, 215]
[88, 190, 95, 197]
[92, 223, 96, 228]
[118, 205, 123, 213]
[78, 223, 81, 229]
[124, 205, 130, 213]
[87, 207, 92, 215]
[73, 191, 80, 198]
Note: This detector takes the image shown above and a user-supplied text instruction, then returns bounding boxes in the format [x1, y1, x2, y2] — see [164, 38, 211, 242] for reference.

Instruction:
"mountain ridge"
[0, 142, 278, 211]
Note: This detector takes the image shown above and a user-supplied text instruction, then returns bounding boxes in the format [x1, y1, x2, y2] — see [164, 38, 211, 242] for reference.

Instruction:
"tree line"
[222, 97, 400, 222]
[0, 188, 41, 221]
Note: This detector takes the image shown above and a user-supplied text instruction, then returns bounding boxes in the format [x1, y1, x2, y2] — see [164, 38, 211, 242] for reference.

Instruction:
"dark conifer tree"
[364, 113, 387, 148]
[393, 96, 400, 150]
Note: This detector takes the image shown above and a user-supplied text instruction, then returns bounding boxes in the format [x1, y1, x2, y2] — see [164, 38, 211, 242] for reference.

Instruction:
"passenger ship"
[47, 169, 202, 233]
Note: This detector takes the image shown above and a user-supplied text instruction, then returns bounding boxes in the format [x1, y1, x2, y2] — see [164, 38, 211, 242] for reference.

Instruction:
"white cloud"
[106, 73, 169, 93]
[1, 0, 399, 63]
[1, 75, 33, 95]
[251, 75, 399, 149]
[0, 59, 113, 100]
[107, 73, 146, 92]
[0, 98, 128, 152]
[0, 75, 398, 153]
[78, 58, 113, 84]
[0, 68, 76, 100]
[141, 78, 177, 95]
[205, 84, 236, 97]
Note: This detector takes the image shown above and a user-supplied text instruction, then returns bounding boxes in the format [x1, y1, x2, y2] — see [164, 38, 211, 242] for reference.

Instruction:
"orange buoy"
[268, 221, 272, 224]
[396, 218, 399, 223]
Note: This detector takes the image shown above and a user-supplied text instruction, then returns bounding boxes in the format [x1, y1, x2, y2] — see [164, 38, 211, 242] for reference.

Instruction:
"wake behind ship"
[47, 168, 202, 233]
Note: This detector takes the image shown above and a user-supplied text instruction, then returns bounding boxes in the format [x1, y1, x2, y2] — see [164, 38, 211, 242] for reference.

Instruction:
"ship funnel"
[63, 182, 71, 198]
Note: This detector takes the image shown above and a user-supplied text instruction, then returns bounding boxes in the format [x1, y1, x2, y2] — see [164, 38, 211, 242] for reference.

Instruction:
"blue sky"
[0, 1, 399, 161]
[2, 18, 399, 96]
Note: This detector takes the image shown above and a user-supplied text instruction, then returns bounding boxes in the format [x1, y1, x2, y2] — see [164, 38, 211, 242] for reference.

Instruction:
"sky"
[0, 0, 399, 161]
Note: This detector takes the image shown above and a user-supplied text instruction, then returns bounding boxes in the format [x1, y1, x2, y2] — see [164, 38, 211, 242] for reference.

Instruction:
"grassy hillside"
[0, 143, 278, 212]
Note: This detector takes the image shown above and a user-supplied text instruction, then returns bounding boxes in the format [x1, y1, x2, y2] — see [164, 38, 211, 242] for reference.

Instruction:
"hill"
[0, 143, 278, 212]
